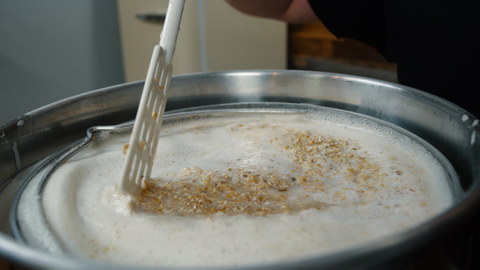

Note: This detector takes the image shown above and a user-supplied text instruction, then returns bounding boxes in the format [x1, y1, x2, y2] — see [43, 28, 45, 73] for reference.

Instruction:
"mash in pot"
[18, 112, 454, 267]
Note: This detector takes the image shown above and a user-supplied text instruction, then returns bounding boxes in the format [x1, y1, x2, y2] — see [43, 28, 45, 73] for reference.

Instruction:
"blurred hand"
[224, 0, 319, 23]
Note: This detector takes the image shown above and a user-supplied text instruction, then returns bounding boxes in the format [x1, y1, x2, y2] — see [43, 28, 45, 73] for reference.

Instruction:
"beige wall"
[117, 0, 286, 82]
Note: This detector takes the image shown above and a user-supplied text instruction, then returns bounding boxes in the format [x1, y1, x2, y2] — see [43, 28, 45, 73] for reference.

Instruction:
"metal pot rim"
[1, 70, 479, 269]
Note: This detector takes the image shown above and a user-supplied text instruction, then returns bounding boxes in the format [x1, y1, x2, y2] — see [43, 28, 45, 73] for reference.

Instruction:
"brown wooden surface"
[288, 21, 397, 71]
[0, 258, 10, 270]
[0, 258, 29, 270]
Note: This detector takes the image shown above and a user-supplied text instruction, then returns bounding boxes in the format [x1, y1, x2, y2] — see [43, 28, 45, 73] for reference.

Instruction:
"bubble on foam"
[101, 185, 133, 216]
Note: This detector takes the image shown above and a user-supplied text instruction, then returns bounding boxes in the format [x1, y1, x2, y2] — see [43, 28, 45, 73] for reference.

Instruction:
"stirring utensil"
[121, 0, 185, 199]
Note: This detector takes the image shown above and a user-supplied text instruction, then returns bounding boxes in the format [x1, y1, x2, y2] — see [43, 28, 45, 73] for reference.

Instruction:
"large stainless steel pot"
[1, 70, 479, 269]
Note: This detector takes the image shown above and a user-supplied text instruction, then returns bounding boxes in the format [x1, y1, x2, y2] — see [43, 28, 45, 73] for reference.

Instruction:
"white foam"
[19, 111, 455, 267]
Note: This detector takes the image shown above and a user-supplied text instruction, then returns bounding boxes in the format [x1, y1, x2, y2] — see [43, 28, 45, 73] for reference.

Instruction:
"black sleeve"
[306, 0, 480, 118]
[307, 0, 388, 57]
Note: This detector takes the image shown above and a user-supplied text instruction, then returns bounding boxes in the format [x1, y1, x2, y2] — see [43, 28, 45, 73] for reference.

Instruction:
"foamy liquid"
[19, 112, 454, 267]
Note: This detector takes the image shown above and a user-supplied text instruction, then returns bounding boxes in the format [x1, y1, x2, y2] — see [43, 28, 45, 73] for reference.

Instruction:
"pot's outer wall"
[1, 70, 479, 270]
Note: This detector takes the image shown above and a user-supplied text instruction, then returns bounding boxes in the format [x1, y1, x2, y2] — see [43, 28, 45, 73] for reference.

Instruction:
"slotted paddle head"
[121, 0, 184, 199]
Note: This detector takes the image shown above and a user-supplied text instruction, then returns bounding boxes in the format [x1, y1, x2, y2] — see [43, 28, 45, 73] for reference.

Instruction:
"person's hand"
[224, 0, 319, 23]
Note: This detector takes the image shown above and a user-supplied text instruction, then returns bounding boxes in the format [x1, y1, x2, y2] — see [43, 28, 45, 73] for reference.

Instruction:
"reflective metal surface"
[1, 70, 479, 269]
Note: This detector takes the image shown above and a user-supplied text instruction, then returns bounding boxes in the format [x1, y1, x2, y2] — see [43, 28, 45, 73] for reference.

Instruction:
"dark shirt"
[308, 0, 480, 117]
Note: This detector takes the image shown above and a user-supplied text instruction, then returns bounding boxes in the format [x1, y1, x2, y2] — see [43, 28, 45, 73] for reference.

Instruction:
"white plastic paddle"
[121, 0, 185, 199]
